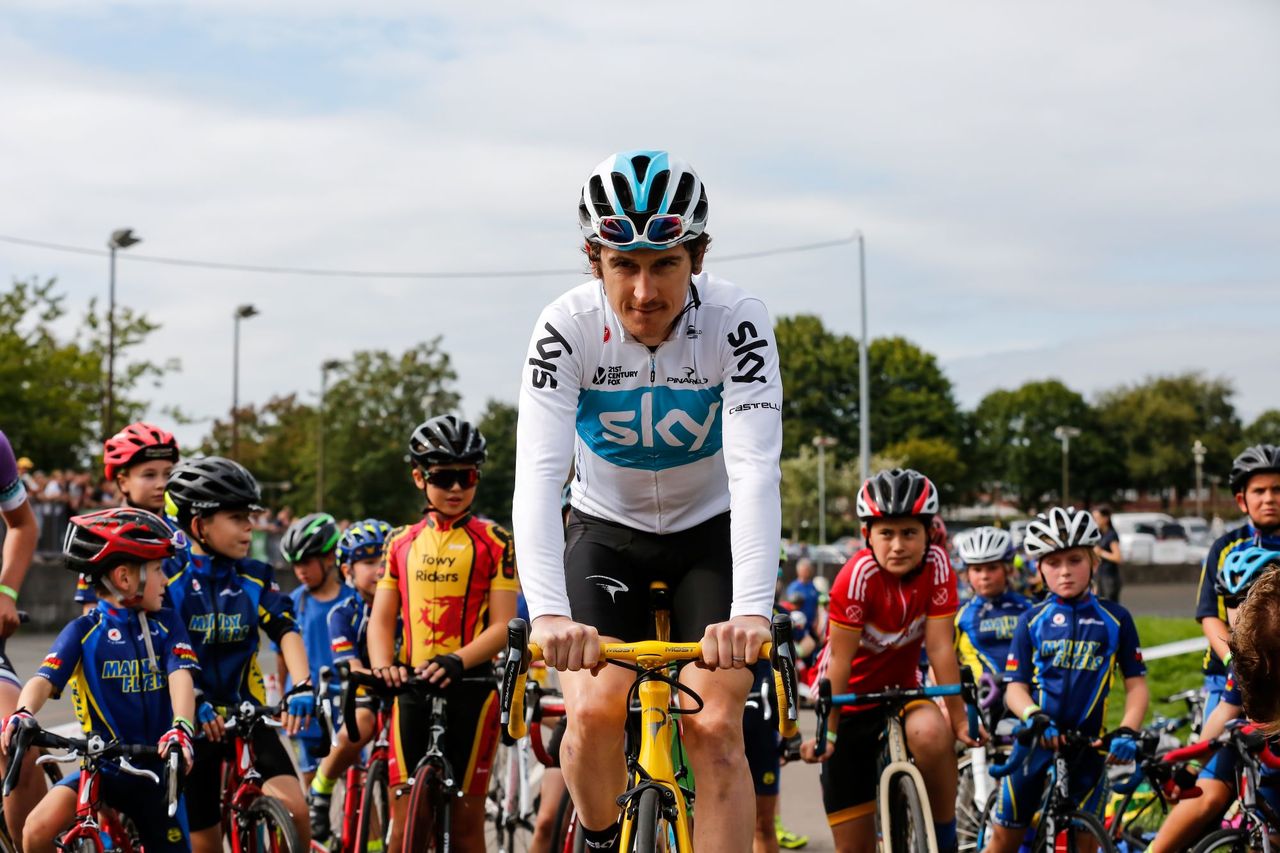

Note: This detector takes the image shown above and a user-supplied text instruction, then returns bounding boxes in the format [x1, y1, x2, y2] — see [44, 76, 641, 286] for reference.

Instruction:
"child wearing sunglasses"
[366, 415, 519, 853]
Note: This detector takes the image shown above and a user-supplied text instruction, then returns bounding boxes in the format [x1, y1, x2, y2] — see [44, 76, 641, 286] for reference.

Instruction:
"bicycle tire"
[241, 796, 304, 853]
[887, 771, 931, 853]
[486, 745, 537, 853]
[629, 787, 663, 853]
[1033, 810, 1115, 853]
[404, 763, 447, 851]
[956, 756, 983, 853]
[67, 837, 100, 853]
[355, 760, 392, 853]
[1190, 827, 1254, 853]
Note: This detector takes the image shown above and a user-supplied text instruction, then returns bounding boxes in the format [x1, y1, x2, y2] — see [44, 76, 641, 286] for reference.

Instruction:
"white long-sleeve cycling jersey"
[512, 272, 783, 623]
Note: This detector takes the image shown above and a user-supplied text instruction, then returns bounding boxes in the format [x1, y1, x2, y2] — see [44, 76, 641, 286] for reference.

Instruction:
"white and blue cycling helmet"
[957, 526, 1015, 567]
[578, 150, 709, 250]
[1218, 547, 1280, 601]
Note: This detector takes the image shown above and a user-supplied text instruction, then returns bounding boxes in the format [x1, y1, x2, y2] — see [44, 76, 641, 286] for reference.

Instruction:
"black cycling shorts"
[563, 509, 733, 642]
[742, 661, 780, 796]
[185, 727, 298, 831]
[388, 673, 501, 795]
[818, 700, 935, 826]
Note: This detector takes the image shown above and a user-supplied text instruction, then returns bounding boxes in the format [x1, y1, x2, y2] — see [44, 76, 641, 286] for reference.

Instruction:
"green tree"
[199, 394, 317, 514]
[880, 436, 966, 497]
[780, 448, 902, 542]
[1096, 373, 1241, 502]
[868, 336, 961, 448]
[970, 380, 1121, 510]
[472, 399, 518, 526]
[0, 277, 176, 469]
[1244, 410, 1280, 447]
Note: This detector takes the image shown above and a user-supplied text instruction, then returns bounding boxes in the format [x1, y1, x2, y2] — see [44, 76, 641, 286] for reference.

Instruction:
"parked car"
[1110, 512, 1191, 564]
[1180, 516, 1211, 546]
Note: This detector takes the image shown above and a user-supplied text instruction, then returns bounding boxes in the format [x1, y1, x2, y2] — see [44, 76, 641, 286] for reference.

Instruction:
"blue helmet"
[578, 150, 709, 250]
[1218, 547, 1280, 601]
[338, 518, 392, 565]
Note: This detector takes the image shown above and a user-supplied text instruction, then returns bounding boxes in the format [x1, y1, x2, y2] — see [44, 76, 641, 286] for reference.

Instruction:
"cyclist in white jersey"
[513, 150, 783, 852]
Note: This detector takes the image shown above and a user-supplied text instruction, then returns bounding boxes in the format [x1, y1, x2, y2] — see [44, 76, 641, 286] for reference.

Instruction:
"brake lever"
[116, 757, 160, 785]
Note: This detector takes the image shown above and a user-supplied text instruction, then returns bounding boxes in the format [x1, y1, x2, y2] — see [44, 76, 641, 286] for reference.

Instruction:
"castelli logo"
[603, 325, 611, 343]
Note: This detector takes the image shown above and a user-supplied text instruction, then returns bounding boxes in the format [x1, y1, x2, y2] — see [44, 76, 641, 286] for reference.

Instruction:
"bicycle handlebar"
[335, 662, 493, 742]
[812, 668, 981, 758]
[499, 615, 800, 742]
[3, 718, 169, 798]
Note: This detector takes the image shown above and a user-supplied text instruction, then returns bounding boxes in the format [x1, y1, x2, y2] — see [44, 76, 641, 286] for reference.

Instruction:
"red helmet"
[63, 507, 177, 575]
[856, 468, 940, 523]
[103, 422, 179, 480]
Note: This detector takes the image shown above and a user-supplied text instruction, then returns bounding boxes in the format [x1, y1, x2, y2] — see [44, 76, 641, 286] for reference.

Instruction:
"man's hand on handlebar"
[373, 664, 411, 688]
[699, 615, 770, 670]
[530, 615, 601, 672]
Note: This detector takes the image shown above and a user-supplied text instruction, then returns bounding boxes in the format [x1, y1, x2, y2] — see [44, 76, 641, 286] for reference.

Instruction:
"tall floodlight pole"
[857, 232, 870, 483]
[317, 359, 344, 511]
[105, 228, 142, 438]
[1053, 425, 1082, 505]
[231, 304, 259, 460]
[813, 435, 839, 545]
[1192, 439, 1207, 518]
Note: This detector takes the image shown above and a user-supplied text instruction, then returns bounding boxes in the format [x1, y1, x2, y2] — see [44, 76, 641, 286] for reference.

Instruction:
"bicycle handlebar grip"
[814, 679, 833, 759]
[1161, 738, 1215, 765]
[989, 739, 1029, 778]
[501, 619, 531, 740]
[3, 717, 36, 797]
[769, 613, 800, 738]
[336, 661, 363, 743]
[960, 667, 980, 741]
[1111, 766, 1144, 795]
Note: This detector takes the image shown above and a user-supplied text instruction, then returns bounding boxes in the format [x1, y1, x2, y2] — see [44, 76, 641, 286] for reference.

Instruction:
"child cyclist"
[986, 507, 1149, 853]
[276, 512, 355, 786]
[76, 421, 181, 611]
[1196, 444, 1280, 720]
[307, 517, 392, 844]
[801, 468, 984, 853]
[1148, 547, 1280, 851]
[3, 508, 197, 853]
[368, 415, 518, 853]
[954, 527, 1031, 715]
[163, 457, 316, 852]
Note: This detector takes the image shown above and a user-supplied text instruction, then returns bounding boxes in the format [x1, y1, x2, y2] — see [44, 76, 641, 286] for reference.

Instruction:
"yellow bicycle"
[500, 613, 800, 852]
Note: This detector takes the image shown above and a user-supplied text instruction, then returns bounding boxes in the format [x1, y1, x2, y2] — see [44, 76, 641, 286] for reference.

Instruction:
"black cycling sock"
[580, 821, 621, 850]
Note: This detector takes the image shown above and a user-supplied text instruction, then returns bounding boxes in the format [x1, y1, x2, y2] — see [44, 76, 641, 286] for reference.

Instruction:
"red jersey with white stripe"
[815, 545, 958, 711]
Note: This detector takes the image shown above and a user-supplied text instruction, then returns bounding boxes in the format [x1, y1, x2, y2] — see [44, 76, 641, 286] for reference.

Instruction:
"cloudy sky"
[2, 1, 1277, 447]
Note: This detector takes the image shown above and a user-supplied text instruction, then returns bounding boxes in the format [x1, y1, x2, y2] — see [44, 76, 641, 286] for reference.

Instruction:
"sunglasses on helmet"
[425, 468, 480, 490]
[594, 214, 685, 249]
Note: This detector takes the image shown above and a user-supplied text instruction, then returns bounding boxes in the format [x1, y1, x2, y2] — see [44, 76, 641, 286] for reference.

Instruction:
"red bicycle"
[3, 718, 181, 853]
[217, 701, 305, 853]
[327, 662, 394, 853]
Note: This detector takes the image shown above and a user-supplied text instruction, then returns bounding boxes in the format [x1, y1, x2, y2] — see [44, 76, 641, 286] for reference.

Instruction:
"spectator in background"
[1093, 505, 1124, 601]
[785, 557, 820, 631]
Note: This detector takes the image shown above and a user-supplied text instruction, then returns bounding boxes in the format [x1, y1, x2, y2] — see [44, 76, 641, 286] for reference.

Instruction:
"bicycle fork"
[876, 717, 940, 852]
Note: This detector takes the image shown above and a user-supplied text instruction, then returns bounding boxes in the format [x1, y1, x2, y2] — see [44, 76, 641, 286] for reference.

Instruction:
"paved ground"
[5, 581, 1200, 850]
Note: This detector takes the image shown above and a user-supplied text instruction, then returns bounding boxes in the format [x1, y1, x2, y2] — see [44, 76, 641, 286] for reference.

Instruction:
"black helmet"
[166, 457, 264, 521]
[280, 513, 341, 564]
[856, 468, 939, 523]
[409, 415, 486, 468]
[1230, 445, 1280, 494]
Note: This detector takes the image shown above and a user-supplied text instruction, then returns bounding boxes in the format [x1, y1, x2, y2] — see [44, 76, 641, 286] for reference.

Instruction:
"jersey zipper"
[648, 349, 664, 531]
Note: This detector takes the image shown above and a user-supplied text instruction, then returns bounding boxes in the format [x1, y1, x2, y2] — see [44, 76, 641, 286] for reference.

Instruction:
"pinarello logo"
[603, 325, 611, 343]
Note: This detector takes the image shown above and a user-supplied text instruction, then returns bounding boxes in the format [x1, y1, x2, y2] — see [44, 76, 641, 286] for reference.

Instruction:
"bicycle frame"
[59, 765, 137, 853]
[342, 702, 393, 851]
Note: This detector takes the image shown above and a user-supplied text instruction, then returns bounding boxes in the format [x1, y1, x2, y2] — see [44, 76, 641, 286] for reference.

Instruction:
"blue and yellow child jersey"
[163, 551, 297, 706]
[955, 590, 1031, 679]
[1195, 525, 1280, 676]
[327, 595, 370, 667]
[1004, 592, 1146, 737]
[36, 601, 200, 746]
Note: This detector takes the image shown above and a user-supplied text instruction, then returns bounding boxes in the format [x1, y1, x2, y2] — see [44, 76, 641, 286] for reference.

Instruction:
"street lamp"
[1192, 439, 1207, 518]
[813, 435, 839, 545]
[1053, 426, 1082, 505]
[317, 359, 344, 511]
[856, 232, 871, 484]
[231, 304, 259, 460]
[105, 228, 142, 438]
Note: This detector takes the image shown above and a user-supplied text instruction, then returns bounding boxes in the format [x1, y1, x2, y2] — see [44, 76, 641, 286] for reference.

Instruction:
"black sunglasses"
[425, 468, 480, 490]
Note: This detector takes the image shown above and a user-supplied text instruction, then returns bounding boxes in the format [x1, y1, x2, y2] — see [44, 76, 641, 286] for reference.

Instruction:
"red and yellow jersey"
[377, 512, 519, 667]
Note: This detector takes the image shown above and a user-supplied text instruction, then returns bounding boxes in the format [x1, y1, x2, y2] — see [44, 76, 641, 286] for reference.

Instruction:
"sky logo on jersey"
[576, 385, 724, 471]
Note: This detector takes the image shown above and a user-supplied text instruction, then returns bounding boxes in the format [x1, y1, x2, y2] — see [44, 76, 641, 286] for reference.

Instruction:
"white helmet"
[957, 527, 1014, 566]
[578, 150, 709, 250]
[1022, 507, 1100, 558]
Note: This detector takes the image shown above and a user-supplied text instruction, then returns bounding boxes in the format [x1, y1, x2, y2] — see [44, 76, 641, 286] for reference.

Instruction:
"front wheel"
[356, 759, 392, 853]
[404, 764, 448, 851]
[1033, 811, 1115, 853]
[241, 796, 303, 853]
[1190, 828, 1256, 853]
[886, 772, 931, 853]
[629, 787, 664, 853]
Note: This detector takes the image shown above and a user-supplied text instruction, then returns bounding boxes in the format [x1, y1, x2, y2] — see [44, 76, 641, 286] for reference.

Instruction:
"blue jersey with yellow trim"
[327, 595, 368, 666]
[955, 590, 1031, 678]
[1196, 524, 1280, 675]
[1004, 593, 1146, 737]
[286, 583, 356, 690]
[163, 551, 297, 705]
[35, 602, 199, 746]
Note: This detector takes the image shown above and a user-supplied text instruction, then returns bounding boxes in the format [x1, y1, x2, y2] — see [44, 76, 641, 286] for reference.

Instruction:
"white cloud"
[0, 1, 1276, 451]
